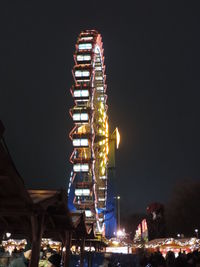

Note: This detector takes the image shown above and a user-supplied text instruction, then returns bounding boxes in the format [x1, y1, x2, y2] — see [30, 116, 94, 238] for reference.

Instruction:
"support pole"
[29, 213, 44, 267]
[117, 196, 120, 230]
[63, 231, 72, 267]
[80, 235, 85, 267]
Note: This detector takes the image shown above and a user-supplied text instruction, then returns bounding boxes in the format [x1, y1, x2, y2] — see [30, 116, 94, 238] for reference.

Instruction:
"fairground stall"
[145, 238, 200, 257]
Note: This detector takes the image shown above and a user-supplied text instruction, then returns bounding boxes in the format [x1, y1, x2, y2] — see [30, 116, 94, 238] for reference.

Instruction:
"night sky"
[1, 1, 200, 215]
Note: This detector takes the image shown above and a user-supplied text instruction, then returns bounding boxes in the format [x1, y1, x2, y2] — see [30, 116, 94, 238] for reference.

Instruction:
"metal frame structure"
[68, 30, 109, 235]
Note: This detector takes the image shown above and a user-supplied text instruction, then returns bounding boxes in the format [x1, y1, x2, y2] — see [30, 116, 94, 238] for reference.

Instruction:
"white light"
[72, 113, 89, 121]
[81, 113, 88, 121]
[116, 127, 120, 149]
[6, 233, 11, 238]
[81, 139, 89, 146]
[195, 229, 198, 233]
[77, 54, 91, 61]
[97, 96, 104, 102]
[74, 70, 81, 77]
[76, 99, 88, 103]
[75, 70, 90, 77]
[95, 76, 103, 81]
[96, 86, 104, 91]
[73, 163, 89, 172]
[117, 229, 125, 237]
[99, 187, 106, 190]
[106, 246, 128, 254]
[77, 79, 90, 82]
[72, 113, 80, 121]
[99, 198, 106, 201]
[100, 176, 107, 180]
[78, 43, 92, 50]
[74, 90, 89, 98]
[95, 66, 102, 71]
[85, 210, 93, 217]
[80, 36, 93, 41]
[75, 189, 90, 196]
[72, 139, 81, 146]
[73, 138, 88, 147]
[81, 164, 89, 172]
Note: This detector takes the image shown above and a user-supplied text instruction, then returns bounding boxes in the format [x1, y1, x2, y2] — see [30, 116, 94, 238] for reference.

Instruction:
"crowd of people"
[1, 243, 200, 267]
[8, 242, 61, 267]
[139, 250, 200, 267]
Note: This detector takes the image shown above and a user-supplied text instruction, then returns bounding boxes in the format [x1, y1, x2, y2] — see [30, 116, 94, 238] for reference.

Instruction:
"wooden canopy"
[0, 121, 91, 266]
[0, 121, 32, 238]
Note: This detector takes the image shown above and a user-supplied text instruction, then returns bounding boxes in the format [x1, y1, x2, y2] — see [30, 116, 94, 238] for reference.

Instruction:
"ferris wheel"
[68, 30, 109, 234]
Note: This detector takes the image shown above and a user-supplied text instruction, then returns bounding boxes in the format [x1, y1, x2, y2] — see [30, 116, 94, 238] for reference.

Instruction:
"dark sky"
[1, 1, 200, 215]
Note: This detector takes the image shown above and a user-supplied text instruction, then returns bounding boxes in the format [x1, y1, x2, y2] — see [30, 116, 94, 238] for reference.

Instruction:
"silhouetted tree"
[166, 180, 200, 237]
[146, 202, 166, 240]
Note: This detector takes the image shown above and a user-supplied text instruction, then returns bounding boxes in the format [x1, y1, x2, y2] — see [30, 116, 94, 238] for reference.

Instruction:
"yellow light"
[101, 167, 105, 175]
[112, 240, 120, 246]
[77, 125, 87, 134]
[106, 145, 109, 154]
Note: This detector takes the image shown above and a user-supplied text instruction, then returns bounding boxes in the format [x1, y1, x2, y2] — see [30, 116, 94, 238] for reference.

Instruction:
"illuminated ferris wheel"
[68, 30, 110, 234]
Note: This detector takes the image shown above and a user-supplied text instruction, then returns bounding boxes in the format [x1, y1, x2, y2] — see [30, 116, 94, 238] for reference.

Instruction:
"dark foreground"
[1, 250, 200, 266]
